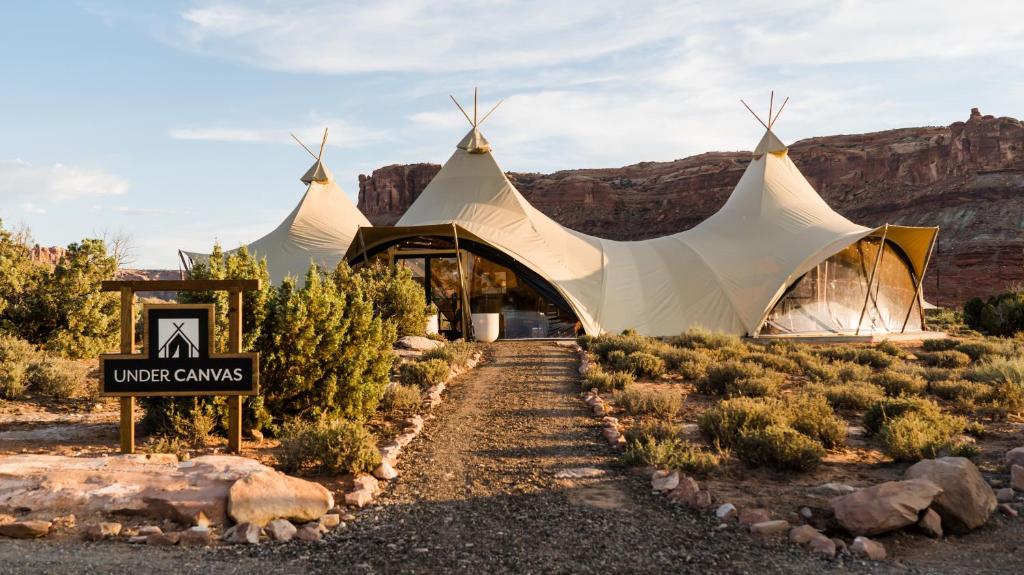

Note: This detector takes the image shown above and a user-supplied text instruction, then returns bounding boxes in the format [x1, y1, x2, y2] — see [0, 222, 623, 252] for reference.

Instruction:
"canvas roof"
[352, 125, 937, 337]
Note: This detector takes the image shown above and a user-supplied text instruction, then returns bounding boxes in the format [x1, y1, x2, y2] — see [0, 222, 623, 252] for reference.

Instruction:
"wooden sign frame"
[100, 279, 261, 455]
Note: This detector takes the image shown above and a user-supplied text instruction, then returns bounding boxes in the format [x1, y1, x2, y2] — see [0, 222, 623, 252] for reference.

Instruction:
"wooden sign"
[100, 304, 258, 396]
[100, 279, 261, 455]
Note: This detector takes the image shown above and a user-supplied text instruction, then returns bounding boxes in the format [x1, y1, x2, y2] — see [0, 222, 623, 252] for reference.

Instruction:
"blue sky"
[2, 0, 1023, 268]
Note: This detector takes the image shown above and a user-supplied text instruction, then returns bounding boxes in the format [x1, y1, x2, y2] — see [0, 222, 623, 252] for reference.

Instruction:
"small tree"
[358, 260, 427, 337]
[0, 219, 44, 334]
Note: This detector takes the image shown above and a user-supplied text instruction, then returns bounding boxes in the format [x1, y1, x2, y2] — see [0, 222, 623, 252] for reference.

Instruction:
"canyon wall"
[358, 109, 1024, 306]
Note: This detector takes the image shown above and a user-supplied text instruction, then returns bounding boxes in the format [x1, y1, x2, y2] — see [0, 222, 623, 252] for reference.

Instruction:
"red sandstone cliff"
[358, 109, 1024, 306]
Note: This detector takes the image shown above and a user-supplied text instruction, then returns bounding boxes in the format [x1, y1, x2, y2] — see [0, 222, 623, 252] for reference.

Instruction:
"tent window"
[763, 238, 922, 335]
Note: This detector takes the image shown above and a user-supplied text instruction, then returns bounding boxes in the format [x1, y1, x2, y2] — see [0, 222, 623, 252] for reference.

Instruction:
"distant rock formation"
[358, 110, 1024, 306]
[30, 245, 65, 267]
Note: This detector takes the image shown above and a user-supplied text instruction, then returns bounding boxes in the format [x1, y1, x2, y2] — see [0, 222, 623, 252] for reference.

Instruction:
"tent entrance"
[366, 236, 581, 340]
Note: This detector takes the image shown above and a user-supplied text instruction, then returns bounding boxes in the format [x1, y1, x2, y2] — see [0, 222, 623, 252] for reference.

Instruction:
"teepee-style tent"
[348, 92, 937, 338]
[181, 129, 371, 285]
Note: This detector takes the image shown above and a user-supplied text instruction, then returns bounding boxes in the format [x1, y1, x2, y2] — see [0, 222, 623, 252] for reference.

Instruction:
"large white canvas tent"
[349, 94, 937, 338]
[181, 131, 371, 284]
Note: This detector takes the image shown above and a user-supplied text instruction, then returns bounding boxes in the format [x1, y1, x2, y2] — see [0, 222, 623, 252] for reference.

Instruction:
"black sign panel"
[100, 304, 258, 397]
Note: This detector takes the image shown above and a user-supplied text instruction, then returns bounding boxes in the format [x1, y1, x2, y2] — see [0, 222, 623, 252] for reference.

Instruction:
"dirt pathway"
[0, 342, 969, 573]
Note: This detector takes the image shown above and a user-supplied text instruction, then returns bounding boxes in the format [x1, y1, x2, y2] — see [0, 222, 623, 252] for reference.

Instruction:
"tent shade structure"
[180, 130, 371, 285]
[347, 92, 938, 339]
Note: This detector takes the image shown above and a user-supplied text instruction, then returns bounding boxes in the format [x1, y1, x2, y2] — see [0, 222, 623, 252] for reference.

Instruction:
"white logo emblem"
[157, 318, 201, 358]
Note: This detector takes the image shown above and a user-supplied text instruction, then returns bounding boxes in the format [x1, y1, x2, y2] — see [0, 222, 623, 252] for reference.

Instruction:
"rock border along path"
[0, 342, 920, 573]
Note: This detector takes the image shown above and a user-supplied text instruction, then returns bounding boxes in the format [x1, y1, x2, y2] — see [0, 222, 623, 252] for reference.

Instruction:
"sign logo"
[157, 318, 201, 358]
[100, 304, 258, 397]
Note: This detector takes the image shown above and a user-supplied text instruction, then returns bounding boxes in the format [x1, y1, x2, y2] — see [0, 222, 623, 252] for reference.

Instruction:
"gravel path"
[0, 342, 964, 573]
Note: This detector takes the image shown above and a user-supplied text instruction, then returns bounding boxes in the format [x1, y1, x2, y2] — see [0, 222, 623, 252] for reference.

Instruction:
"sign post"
[100, 279, 261, 454]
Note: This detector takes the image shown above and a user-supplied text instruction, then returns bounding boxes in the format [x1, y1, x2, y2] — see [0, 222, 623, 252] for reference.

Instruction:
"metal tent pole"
[856, 225, 888, 336]
[451, 224, 474, 341]
[901, 229, 939, 334]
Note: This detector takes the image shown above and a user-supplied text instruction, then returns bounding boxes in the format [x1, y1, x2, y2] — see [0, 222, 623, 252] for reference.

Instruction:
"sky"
[2, 0, 1023, 268]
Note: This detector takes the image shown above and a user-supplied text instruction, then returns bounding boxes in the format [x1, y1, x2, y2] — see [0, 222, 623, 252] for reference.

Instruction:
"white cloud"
[0, 158, 129, 204]
[169, 115, 387, 148]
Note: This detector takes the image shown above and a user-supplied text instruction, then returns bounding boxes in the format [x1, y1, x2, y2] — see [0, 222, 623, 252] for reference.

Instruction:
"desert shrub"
[278, 418, 381, 474]
[949, 438, 981, 461]
[654, 346, 713, 380]
[0, 334, 38, 399]
[963, 420, 987, 437]
[964, 356, 1024, 385]
[923, 338, 961, 352]
[822, 382, 886, 410]
[624, 435, 720, 475]
[171, 400, 219, 446]
[879, 411, 966, 462]
[817, 346, 894, 369]
[359, 260, 428, 337]
[791, 351, 837, 382]
[615, 388, 682, 417]
[956, 340, 1016, 362]
[831, 361, 872, 383]
[963, 292, 1024, 336]
[871, 368, 926, 397]
[584, 368, 633, 393]
[976, 380, 1024, 420]
[928, 379, 988, 402]
[744, 352, 801, 375]
[399, 359, 451, 389]
[606, 349, 629, 371]
[576, 334, 594, 350]
[922, 350, 970, 369]
[862, 397, 943, 435]
[735, 425, 825, 471]
[27, 356, 92, 399]
[698, 361, 782, 397]
[141, 435, 191, 460]
[421, 341, 477, 368]
[784, 393, 846, 448]
[874, 340, 904, 358]
[589, 332, 650, 360]
[380, 384, 422, 417]
[670, 327, 743, 351]
[627, 351, 666, 378]
[698, 397, 788, 449]
[922, 367, 951, 383]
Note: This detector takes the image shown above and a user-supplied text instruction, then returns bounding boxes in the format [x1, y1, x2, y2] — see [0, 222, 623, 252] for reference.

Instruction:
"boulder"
[1005, 447, 1024, 470]
[373, 461, 398, 481]
[905, 457, 996, 533]
[651, 470, 679, 492]
[789, 524, 824, 545]
[395, 336, 442, 352]
[668, 475, 701, 506]
[353, 474, 380, 494]
[850, 536, 886, 560]
[917, 508, 943, 538]
[265, 519, 297, 542]
[830, 479, 942, 536]
[809, 536, 837, 558]
[0, 520, 51, 539]
[739, 508, 771, 525]
[1012, 465, 1024, 492]
[715, 503, 737, 520]
[227, 471, 334, 527]
[750, 520, 790, 536]
[84, 522, 122, 541]
[222, 522, 260, 545]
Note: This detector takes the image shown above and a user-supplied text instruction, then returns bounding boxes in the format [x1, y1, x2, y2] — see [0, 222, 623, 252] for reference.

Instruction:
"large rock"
[265, 519, 297, 542]
[0, 520, 51, 539]
[831, 479, 942, 536]
[1006, 447, 1024, 470]
[1013, 465, 1024, 492]
[651, 470, 679, 492]
[905, 457, 996, 533]
[851, 536, 886, 560]
[0, 454, 271, 525]
[227, 471, 334, 527]
[395, 336, 442, 352]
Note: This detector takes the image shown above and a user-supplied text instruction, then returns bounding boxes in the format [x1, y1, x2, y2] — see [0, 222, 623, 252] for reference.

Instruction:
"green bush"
[821, 382, 886, 410]
[923, 338, 961, 352]
[654, 346, 713, 380]
[576, 334, 594, 350]
[623, 419, 682, 443]
[832, 361, 872, 383]
[977, 380, 1024, 420]
[670, 327, 744, 351]
[606, 349, 629, 371]
[277, 418, 381, 474]
[583, 368, 633, 393]
[627, 351, 666, 378]
[879, 411, 966, 462]
[785, 393, 846, 448]
[862, 397, 943, 435]
[874, 340, 904, 358]
[956, 340, 1016, 362]
[358, 261, 428, 337]
[922, 367, 951, 383]
[963, 292, 1024, 336]
[399, 358, 451, 389]
[615, 388, 682, 417]
[964, 356, 1024, 385]
[27, 357, 92, 399]
[817, 345, 895, 369]
[0, 334, 37, 399]
[735, 425, 825, 471]
[744, 352, 801, 375]
[700, 361, 785, 398]
[928, 379, 988, 402]
[698, 397, 788, 449]
[380, 384, 422, 417]
[791, 351, 838, 382]
[923, 350, 971, 369]
[421, 341, 477, 368]
[871, 369, 926, 397]
[589, 333, 650, 360]
[623, 435, 720, 475]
